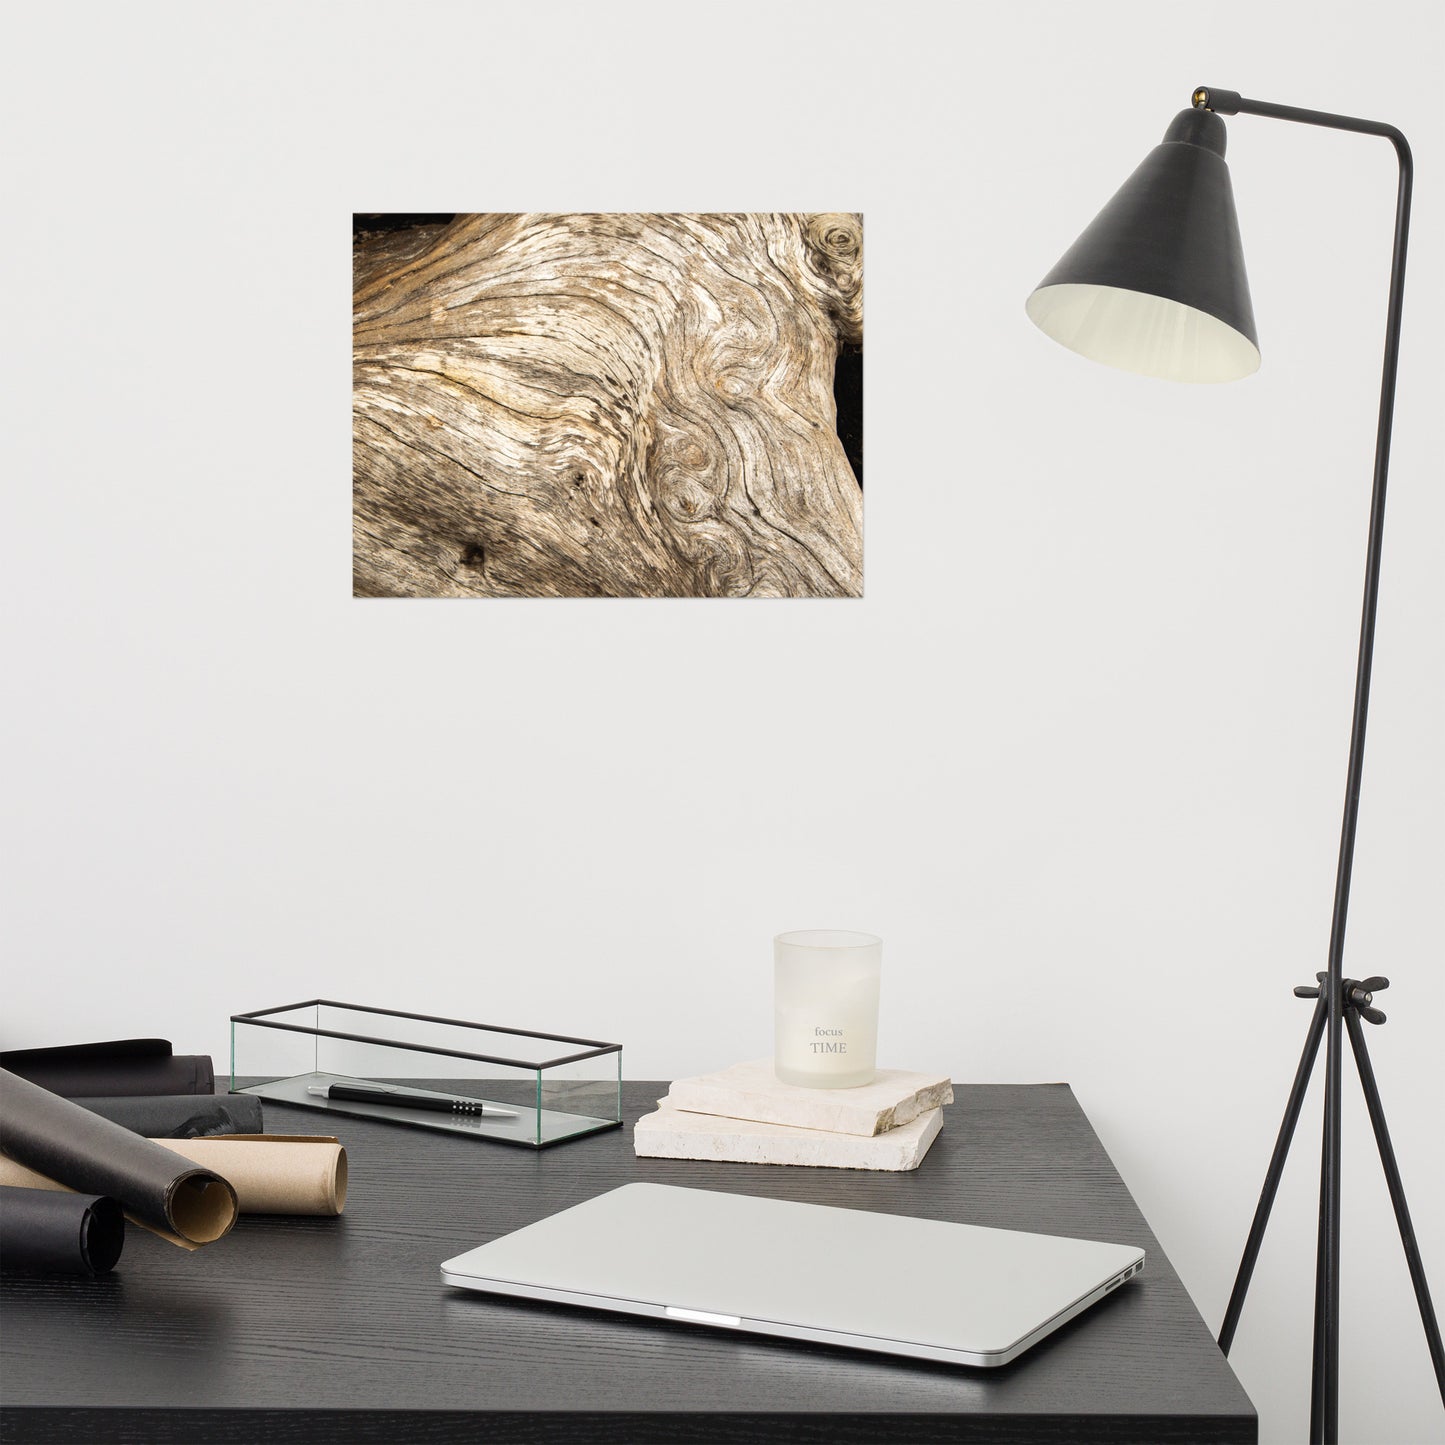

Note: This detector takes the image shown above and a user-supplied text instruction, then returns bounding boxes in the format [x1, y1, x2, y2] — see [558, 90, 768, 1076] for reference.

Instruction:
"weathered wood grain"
[353, 213, 863, 598]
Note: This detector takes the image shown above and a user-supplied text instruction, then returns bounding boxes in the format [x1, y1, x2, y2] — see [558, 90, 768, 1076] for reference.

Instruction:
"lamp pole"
[1191, 88, 1438, 1445]
[1028, 84, 1440, 1442]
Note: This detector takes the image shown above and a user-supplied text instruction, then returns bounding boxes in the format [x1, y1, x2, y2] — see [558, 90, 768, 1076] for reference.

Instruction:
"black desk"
[1, 1083, 1255, 1443]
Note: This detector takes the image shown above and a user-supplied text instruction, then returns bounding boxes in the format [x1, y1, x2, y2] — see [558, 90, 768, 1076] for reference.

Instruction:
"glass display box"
[231, 1000, 622, 1148]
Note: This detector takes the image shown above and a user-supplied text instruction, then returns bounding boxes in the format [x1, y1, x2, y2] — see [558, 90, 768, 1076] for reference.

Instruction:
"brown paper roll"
[150, 1137, 348, 1216]
[0, 1136, 347, 1218]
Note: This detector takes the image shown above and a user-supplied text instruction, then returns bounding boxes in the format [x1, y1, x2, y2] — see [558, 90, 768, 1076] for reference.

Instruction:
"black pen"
[307, 1081, 517, 1118]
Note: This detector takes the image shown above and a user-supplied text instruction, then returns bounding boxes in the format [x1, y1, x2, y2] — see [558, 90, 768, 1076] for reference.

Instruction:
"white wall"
[4, 2, 1441, 1440]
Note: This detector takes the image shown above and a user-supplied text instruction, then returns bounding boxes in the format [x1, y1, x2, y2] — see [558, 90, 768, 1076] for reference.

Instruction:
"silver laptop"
[440, 1182, 1144, 1367]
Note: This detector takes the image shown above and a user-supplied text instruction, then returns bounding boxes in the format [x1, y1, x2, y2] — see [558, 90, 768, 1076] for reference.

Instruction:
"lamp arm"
[1195, 85, 1414, 1445]
[1193, 87, 1409, 153]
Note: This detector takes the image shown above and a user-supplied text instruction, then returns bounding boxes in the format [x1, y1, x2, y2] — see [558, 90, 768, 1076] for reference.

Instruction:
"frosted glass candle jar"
[773, 930, 882, 1089]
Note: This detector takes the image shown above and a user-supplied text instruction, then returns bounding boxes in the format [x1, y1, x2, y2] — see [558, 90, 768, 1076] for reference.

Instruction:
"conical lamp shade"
[1027, 109, 1259, 383]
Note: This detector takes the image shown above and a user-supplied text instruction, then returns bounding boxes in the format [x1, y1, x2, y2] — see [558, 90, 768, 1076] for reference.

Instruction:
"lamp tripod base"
[1217, 977, 1445, 1443]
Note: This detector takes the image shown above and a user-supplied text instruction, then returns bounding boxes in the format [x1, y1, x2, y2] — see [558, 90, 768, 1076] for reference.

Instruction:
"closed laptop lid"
[441, 1182, 1144, 1365]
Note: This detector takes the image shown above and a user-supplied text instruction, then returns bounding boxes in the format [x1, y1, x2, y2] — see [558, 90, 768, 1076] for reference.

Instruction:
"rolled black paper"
[0, 1040, 214, 1097]
[0, 1185, 125, 1275]
[0, 1070, 237, 1247]
[72, 1093, 264, 1139]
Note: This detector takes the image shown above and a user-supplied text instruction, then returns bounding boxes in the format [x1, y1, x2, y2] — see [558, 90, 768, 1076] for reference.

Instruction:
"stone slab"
[665, 1058, 953, 1136]
[633, 1097, 944, 1171]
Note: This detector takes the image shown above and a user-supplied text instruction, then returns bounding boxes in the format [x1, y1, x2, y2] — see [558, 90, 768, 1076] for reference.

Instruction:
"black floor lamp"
[1024, 87, 1442, 1445]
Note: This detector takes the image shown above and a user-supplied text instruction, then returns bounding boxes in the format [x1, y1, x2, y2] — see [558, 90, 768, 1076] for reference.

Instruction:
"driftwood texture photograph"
[353, 213, 863, 598]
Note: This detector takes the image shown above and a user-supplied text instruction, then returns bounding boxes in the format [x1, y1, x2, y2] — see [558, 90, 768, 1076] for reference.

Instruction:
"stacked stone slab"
[634, 1060, 953, 1171]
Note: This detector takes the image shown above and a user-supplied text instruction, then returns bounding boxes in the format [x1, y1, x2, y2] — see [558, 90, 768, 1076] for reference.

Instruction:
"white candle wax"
[773, 930, 882, 1089]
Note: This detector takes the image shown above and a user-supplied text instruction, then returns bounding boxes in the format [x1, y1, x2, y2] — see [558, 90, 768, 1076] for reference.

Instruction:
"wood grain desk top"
[0, 1081, 1256, 1444]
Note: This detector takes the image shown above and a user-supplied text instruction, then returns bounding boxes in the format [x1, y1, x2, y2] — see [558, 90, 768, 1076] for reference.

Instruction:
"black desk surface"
[1, 1082, 1256, 1444]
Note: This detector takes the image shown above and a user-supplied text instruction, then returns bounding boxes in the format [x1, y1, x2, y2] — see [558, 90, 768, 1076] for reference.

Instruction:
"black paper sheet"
[0, 1070, 237, 1248]
[0, 1185, 125, 1275]
[0, 1039, 214, 1097]
[73, 1093, 264, 1139]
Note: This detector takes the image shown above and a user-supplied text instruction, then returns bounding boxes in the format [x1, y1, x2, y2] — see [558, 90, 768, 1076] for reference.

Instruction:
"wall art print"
[353, 213, 862, 598]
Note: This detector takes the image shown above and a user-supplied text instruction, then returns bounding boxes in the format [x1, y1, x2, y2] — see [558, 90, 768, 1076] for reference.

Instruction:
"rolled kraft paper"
[0, 1040, 214, 1097]
[0, 1185, 125, 1276]
[0, 1137, 348, 1217]
[151, 1137, 348, 1215]
[73, 1093, 265, 1139]
[0, 1070, 236, 1249]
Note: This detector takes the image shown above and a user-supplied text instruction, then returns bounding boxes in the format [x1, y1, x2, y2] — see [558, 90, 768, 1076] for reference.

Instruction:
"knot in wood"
[714, 369, 753, 400]
[803, 212, 863, 344]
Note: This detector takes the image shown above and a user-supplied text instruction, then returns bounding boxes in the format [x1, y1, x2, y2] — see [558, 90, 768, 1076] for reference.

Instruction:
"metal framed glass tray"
[231, 1000, 622, 1148]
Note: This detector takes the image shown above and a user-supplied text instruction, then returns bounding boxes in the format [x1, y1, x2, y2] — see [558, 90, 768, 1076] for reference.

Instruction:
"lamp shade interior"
[1026, 282, 1260, 383]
